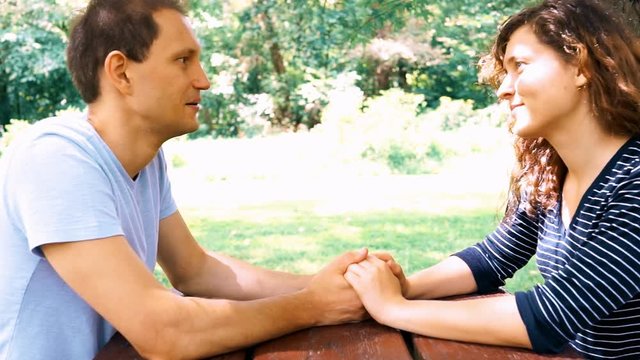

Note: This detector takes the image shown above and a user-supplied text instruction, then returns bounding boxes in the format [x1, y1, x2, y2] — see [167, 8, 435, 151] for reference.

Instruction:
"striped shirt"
[456, 137, 640, 359]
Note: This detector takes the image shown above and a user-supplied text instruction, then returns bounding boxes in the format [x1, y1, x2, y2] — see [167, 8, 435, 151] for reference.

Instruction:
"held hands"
[370, 251, 409, 297]
[305, 248, 369, 326]
[344, 254, 406, 324]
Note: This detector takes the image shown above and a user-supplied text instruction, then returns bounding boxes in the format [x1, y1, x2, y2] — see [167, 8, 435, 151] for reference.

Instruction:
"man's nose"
[194, 62, 211, 90]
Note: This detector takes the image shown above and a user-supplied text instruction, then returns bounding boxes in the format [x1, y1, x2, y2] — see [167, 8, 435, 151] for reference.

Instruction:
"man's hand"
[344, 255, 406, 324]
[371, 251, 410, 297]
[305, 248, 369, 326]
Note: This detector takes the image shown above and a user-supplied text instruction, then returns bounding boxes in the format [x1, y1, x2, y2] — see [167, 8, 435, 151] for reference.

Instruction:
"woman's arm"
[404, 256, 478, 299]
[345, 255, 531, 348]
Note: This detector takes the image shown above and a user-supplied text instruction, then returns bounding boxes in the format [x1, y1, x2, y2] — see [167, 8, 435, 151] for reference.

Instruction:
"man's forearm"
[139, 289, 319, 359]
[177, 251, 311, 300]
[140, 248, 368, 359]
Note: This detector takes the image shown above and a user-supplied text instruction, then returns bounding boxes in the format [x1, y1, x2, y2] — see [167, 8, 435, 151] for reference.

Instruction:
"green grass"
[155, 203, 543, 293]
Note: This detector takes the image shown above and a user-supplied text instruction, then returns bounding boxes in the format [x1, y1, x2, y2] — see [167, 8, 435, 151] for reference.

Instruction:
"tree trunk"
[0, 81, 9, 127]
[257, 6, 291, 128]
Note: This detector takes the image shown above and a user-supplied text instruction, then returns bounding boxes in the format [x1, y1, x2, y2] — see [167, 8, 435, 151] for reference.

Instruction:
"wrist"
[405, 277, 420, 299]
[376, 296, 409, 327]
[290, 288, 323, 327]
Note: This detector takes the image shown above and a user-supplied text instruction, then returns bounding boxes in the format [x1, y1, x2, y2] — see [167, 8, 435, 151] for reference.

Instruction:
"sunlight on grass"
[156, 128, 543, 294]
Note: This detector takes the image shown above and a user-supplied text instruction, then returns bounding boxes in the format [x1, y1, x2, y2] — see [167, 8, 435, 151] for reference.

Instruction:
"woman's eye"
[515, 61, 525, 69]
[178, 57, 188, 64]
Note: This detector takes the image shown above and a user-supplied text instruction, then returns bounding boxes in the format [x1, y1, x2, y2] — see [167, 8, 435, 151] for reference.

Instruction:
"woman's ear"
[103, 51, 132, 95]
[575, 70, 588, 88]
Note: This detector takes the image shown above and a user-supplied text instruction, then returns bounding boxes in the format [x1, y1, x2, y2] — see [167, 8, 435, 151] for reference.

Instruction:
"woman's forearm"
[406, 256, 478, 300]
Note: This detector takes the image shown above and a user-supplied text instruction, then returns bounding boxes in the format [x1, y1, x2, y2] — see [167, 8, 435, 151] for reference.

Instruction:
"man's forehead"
[151, 8, 200, 50]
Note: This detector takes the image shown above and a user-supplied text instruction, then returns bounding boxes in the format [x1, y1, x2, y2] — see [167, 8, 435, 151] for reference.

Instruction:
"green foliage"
[0, 119, 32, 157]
[171, 154, 187, 168]
[0, 1, 83, 126]
[402, 0, 536, 109]
[317, 85, 505, 175]
[194, 0, 538, 135]
[5, 0, 636, 137]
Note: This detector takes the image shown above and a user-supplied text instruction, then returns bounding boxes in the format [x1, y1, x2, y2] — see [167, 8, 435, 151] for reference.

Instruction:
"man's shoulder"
[7, 113, 90, 149]
[32, 112, 91, 138]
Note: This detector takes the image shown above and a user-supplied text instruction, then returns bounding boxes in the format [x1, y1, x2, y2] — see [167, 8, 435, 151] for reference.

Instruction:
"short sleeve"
[7, 134, 123, 256]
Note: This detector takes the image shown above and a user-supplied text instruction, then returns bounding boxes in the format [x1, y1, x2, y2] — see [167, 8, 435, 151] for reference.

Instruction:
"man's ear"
[103, 51, 132, 95]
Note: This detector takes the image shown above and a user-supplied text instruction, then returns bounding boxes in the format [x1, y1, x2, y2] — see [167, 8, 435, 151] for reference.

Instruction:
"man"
[0, 0, 369, 358]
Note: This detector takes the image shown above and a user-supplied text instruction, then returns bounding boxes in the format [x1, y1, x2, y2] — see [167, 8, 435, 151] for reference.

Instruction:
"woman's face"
[496, 25, 587, 139]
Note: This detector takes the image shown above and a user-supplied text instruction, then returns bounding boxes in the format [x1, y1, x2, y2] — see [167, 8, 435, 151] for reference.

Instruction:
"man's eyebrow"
[172, 47, 200, 57]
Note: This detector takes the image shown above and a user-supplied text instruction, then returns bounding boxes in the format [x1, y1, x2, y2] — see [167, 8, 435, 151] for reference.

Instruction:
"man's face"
[125, 9, 210, 140]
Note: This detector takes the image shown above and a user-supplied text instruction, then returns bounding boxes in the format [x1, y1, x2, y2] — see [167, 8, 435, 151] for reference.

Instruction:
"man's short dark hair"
[67, 0, 185, 103]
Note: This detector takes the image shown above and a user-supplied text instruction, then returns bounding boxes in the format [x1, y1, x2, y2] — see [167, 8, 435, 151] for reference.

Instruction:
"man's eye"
[178, 57, 188, 64]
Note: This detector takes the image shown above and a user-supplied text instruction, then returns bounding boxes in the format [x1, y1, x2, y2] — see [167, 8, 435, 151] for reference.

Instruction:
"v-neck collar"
[559, 136, 639, 233]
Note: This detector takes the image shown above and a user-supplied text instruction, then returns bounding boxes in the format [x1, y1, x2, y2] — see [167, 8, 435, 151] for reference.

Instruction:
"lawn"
[155, 131, 544, 293]
[178, 205, 542, 293]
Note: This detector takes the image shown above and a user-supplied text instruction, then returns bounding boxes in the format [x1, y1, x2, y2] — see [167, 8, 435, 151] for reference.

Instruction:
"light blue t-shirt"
[0, 114, 177, 359]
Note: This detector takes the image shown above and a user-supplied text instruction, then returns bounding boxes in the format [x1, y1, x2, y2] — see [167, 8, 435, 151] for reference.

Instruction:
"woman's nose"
[496, 74, 514, 100]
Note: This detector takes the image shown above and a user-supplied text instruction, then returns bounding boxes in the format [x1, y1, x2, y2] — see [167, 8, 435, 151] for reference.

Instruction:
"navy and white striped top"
[457, 137, 640, 359]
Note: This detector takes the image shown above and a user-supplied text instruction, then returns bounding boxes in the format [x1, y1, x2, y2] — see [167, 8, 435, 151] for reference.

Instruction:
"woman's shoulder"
[615, 137, 640, 175]
[604, 137, 640, 193]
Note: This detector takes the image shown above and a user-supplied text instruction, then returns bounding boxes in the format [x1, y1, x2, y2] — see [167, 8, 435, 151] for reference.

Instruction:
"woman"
[344, 0, 640, 358]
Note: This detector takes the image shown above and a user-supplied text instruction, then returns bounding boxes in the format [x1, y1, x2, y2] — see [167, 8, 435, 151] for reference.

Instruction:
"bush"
[316, 86, 506, 175]
[362, 141, 448, 175]
[0, 119, 33, 157]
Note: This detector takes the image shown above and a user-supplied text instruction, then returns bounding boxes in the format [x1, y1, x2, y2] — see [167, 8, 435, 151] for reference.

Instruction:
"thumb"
[335, 248, 368, 272]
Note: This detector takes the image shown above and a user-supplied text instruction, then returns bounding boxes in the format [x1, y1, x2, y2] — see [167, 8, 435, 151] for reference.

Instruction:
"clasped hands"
[305, 248, 408, 326]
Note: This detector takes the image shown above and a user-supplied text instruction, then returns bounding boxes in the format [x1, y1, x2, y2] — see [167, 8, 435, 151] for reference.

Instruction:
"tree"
[0, 1, 84, 127]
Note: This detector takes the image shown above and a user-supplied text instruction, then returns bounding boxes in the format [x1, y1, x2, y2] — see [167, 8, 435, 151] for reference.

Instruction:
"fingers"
[346, 262, 365, 277]
[346, 256, 387, 278]
[370, 252, 403, 272]
[386, 260, 404, 276]
[370, 251, 393, 262]
[335, 248, 368, 273]
[344, 268, 359, 287]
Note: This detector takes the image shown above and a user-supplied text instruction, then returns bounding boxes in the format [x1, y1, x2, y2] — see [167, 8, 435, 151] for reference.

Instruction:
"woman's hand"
[370, 251, 410, 297]
[344, 255, 406, 324]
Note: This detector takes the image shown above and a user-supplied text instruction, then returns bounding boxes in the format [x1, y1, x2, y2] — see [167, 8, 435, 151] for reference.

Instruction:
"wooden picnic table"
[94, 293, 583, 360]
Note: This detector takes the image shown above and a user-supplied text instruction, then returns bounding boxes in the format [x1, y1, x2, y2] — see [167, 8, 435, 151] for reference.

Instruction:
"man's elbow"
[123, 304, 188, 360]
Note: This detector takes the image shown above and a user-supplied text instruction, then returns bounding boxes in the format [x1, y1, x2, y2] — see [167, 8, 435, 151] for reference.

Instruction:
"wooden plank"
[411, 335, 583, 360]
[253, 319, 412, 360]
[93, 332, 245, 360]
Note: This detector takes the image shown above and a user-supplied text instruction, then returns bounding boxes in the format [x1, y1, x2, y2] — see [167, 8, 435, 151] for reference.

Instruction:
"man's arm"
[156, 211, 310, 299]
[42, 235, 366, 359]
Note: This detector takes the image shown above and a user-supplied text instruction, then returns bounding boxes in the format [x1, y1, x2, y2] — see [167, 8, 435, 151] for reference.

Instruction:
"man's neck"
[87, 102, 163, 178]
